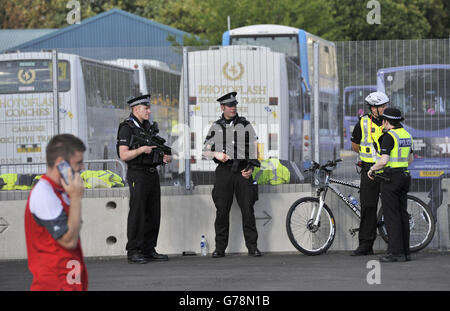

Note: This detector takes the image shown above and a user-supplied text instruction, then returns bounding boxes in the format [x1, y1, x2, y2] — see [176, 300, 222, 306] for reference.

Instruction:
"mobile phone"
[57, 161, 74, 185]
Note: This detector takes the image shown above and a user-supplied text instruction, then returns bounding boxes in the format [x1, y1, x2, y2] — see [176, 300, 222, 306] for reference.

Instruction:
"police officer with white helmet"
[350, 91, 388, 256]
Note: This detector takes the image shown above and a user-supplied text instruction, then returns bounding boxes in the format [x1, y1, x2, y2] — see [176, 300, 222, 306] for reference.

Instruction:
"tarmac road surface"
[1, 251, 449, 291]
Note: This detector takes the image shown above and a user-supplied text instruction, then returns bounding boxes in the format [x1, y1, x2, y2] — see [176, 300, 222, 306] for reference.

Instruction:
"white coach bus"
[0, 51, 140, 173]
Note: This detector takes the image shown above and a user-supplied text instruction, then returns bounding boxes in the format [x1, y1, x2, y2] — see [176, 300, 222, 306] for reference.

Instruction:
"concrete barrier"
[0, 184, 311, 260]
[1, 180, 449, 260]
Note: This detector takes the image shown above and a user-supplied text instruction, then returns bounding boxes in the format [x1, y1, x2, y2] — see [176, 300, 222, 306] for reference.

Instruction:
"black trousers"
[358, 166, 381, 249]
[381, 171, 411, 256]
[212, 164, 259, 252]
[126, 168, 161, 255]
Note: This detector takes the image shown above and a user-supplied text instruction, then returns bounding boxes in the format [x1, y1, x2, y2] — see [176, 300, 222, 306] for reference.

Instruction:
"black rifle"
[130, 134, 173, 155]
[130, 134, 175, 166]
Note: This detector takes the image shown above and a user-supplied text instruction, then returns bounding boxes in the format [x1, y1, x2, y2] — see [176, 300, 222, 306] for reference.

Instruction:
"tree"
[0, 0, 447, 43]
[412, 0, 450, 39]
[326, 0, 431, 41]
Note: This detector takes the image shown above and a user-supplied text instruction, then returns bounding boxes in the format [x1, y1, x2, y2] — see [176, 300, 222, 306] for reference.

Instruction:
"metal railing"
[0, 159, 127, 184]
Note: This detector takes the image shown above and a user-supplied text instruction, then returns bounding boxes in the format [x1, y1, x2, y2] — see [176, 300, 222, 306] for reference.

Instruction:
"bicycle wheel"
[377, 195, 435, 252]
[286, 197, 336, 255]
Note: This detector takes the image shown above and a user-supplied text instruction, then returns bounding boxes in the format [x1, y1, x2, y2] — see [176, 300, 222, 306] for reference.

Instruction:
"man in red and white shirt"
[25, 134, 88, 291]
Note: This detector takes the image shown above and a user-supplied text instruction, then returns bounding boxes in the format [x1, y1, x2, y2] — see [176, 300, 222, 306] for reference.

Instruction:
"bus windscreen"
[0, 60, 70, 94]
[230, 35, 299, 65]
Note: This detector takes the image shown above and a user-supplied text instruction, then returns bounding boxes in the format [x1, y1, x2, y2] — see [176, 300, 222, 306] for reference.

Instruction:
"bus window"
[0, 60, 70, 94]
[319, 102, 329, 130]
[319, 44, 336, 79]
[81, 60, 139, 109]
[230, 35, 300, 65]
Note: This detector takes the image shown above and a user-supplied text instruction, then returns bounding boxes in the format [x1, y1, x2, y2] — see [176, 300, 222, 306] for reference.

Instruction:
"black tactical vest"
[116, 115, 159, 167]
[211, 114, 253, 165]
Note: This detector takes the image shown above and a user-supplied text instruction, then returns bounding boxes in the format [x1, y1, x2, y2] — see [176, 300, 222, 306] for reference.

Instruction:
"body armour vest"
[359, 114, 383, 163]
[385, 128, 413, 169]
[210, 115, 257, 165]
[116, 116, 159, 167]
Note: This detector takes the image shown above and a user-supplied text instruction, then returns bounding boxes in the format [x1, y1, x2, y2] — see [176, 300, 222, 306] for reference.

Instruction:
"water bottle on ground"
[200, 235, 208, 256]
[348, 194, 359, 206]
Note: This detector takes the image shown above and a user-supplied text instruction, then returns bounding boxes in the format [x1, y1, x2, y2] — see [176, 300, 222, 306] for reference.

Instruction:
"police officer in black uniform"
[203, 92, 261, 258]
[117, 94, 171, 264]
[368, 108, 413, 262]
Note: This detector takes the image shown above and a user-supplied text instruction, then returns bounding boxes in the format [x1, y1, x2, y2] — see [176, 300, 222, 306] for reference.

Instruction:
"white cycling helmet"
[365, 91, 389, 106]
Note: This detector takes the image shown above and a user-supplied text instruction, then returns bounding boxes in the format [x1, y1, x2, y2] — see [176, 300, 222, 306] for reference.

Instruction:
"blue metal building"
[0, 29, 57, 53]
[10, 9, 190, 68]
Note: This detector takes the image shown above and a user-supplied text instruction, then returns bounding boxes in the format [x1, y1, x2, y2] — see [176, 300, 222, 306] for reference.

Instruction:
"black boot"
[143, 249, 169, 261]
[127, 252, 148, 264]
[351, 246, 374, 256]
[212, 250, 225, 258]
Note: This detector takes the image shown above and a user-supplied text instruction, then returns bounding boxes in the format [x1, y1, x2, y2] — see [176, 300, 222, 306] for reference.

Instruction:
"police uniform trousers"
[359, 164, 381, 249]
[212, 163, 259, 252]
[126, 167, 161, 255]
[380, 171, 411, 256]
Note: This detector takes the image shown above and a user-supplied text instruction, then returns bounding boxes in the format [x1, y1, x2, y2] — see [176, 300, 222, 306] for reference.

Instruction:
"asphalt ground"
[1, 251, 449, 292]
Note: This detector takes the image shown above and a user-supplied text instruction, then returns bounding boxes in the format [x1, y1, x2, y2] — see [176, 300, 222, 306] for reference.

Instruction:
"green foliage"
[327, 0, 431, 41]
[1, 0, 448, 43]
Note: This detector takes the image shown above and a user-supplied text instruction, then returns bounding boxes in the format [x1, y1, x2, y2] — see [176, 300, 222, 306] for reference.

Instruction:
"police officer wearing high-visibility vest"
[203, 92, 262, 258]
[117, 94, 171, 264]
[367, 107, 413, 262]
[350, 91, 388, 256]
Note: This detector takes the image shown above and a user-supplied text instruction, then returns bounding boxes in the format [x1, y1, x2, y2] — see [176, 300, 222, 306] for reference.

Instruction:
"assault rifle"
[130, 134, 175, 166]
[130, 134, 173, 155]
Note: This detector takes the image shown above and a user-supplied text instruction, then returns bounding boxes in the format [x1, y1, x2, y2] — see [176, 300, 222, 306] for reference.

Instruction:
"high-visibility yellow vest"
[385, 128, 413, 169]
[0, 173, 36, 190]
[359, 115, 383, 163]
[80, 170, 124, 188]
[0, 174, 19, 190]
[32, 175, 42, 187]
[252, 159, 290, 185]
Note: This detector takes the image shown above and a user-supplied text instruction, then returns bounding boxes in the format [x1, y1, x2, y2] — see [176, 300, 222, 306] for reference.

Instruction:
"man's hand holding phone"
[58, 161, 84, 199]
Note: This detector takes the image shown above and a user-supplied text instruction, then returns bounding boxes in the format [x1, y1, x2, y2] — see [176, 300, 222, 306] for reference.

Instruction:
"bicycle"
[286, 159, 436, 256]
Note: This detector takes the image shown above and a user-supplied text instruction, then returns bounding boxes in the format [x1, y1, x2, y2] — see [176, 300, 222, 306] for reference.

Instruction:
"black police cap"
[127, 94, 151, 107]
[217, 92, 238, 106]
[381, 107, 404, 122]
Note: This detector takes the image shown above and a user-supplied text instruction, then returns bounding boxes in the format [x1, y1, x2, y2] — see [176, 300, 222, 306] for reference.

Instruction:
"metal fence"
[336, 39, 450, 218]
[0, 39, 449, 207]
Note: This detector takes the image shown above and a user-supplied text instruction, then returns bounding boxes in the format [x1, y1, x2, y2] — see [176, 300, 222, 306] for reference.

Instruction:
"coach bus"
[222, 24, 340, 166]
[342, 85, 377, 150]
[0, 51, 140, 175]
[377, 64, 450, 179]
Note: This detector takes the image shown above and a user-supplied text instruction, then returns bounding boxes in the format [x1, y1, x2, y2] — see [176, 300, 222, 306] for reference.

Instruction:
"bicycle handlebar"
[305, 158, 342, 172]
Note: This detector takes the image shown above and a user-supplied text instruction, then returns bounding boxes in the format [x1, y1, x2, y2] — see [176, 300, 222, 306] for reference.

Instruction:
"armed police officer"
[117, 94, 171, 264]
[367, 108, 413, 262]
[350, 91, 388, 256]
[203, 92, 262, 258]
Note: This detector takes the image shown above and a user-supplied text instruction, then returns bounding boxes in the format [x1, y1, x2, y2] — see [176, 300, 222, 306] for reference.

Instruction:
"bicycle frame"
[328, 177, 361, 218]
[289, 159, 436, 254]
[312, 170, 362, 226]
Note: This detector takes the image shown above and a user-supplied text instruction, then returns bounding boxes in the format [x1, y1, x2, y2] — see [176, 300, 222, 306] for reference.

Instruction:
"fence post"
[182, 47, 191, 190]
[51, 50, 59, 135]
[313, 42, 320, 164]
